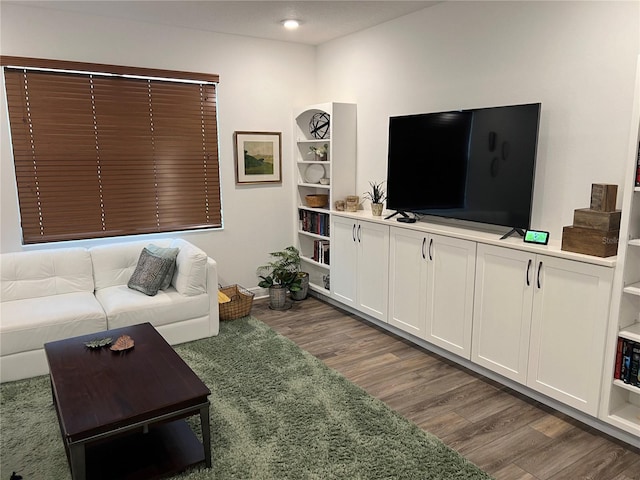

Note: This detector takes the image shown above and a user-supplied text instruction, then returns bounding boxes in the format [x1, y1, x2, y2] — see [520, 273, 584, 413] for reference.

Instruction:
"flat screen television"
[386, 103, 541, 236]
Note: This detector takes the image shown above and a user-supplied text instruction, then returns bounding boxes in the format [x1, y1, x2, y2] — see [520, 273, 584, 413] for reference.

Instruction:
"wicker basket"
[305, 194, 329, 208]
[219, 284, 255, 320]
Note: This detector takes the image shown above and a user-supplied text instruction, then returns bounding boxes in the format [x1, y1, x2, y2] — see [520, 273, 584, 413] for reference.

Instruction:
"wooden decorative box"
[572, 208, 622, 231]
[590, 184, 617, 212]
[561, 226, 619, 257]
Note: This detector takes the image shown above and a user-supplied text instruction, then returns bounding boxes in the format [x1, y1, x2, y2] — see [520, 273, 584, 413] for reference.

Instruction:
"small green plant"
[363, 181, 386, 204]
[257, 246, 303, 292]
[308, 144, 328, 157]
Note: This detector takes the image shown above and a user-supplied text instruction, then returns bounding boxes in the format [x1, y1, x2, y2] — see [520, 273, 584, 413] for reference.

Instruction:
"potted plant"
[257, 246, 307, 309]
[308, 144, 329, 161]
[291, 271, 310, 301]
[363, 181, 386, 216]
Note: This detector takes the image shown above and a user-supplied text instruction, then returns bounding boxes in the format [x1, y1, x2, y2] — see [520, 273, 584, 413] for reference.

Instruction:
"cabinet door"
[389, 227, 428, 337]
[331, 216, 357, 308]
[528, 256, 613, 416]
[356, 221, 390, 321]
[425, 235, 476, 359]
[472, 244, 534, 382]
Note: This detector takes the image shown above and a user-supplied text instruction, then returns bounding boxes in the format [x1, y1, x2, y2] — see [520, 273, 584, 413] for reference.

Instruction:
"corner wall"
[317, 1, 640, 241]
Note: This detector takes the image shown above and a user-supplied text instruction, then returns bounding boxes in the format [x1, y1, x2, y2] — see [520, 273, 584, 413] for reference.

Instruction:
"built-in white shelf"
[293, 102, 356, 305]
[309, 283, 329, 294]
[613, 379, 640, 394]
[296, 139, 331, 145]
[298, 206, 330, 214]
[609, 402, 640, 430]
[623, 282, 640, 297]
[619, 322, 640, 343]
[298, 230, 329, 240]
[301, 256, 330, 270]
[298, 183, 330, 190]
[601, 55, 640, 442]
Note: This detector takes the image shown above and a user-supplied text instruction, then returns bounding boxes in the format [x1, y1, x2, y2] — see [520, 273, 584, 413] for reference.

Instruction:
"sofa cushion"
[90, 239, 172, 290]
[145, 244, 179, 290]
[95, 285, 209, 330]
[170, 239, 208, 296]
[1, 248, 94, 302]
[0, 292, 107, 356]
[127, 248, 174, 296]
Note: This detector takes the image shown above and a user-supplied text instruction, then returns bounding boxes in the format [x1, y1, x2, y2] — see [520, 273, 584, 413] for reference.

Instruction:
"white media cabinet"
[325, 210, 638, 447]
[292, 90, 640, 445]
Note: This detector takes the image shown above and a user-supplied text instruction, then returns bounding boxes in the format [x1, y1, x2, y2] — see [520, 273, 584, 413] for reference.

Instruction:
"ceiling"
[8, 1, 439, 46]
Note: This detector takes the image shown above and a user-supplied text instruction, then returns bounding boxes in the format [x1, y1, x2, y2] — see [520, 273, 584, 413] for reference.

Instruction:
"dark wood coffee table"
[44, 322, 212, 480]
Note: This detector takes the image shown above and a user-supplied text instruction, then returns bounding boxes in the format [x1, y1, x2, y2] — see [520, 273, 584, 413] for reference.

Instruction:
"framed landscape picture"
[234, 131, 282, 184]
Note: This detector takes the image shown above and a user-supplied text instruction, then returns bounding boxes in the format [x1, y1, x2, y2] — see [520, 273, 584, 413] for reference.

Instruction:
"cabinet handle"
[526, 259, 532, 286]
[352, 224, 356, 242]
[537, 261, 543, 289]
[357, 224, 361, 243]
[421, 238, 426, 259]
[428, 238, 433, 261]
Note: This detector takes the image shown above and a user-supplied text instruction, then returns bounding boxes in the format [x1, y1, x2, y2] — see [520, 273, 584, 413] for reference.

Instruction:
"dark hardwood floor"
[251, 295, 640, 480]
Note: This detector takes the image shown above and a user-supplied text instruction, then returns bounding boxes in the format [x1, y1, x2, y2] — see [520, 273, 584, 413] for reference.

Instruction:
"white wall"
[317, 1, 640, 240]
[0, 3, 316, 289]
[2, 1, 639, 291]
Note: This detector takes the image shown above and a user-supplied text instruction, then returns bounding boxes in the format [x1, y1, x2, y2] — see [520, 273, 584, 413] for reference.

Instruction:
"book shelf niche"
[601, 54, 640, 439]
[293, 103, 356, 295]
[607, 167, 640, 436]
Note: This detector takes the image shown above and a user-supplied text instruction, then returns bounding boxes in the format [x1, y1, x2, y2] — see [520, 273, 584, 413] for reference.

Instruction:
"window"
[2, 56, 222, 244]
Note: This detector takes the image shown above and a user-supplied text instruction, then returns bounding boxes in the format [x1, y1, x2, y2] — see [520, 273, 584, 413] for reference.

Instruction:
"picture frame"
[233, 131, 282, 184]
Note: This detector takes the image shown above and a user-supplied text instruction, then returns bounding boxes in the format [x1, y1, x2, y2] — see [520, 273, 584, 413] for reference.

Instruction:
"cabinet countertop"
[332, 209, 617, 268]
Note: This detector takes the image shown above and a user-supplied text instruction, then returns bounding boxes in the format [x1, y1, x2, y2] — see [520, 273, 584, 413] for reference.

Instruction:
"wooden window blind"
[2, 57, 221, 244]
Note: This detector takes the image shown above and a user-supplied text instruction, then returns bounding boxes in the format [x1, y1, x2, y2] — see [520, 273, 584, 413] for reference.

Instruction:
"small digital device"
[524, 229, 549, 245]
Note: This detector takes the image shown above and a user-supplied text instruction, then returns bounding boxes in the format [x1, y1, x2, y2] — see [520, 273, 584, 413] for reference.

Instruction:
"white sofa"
[0, 238, 219, 382]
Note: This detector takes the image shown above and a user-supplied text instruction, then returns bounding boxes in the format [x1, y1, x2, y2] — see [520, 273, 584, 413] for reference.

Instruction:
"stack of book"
[299, 210, 330, 236]
[312, 240, 330, 265]
[614, 337, 640, 387]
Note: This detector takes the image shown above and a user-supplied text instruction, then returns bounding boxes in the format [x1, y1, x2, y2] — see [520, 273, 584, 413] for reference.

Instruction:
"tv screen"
[386, 103, 541, 232]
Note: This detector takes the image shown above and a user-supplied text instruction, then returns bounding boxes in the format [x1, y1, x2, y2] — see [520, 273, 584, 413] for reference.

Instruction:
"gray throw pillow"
[146, 244, 180, 290]
[127, 248, 174, 296]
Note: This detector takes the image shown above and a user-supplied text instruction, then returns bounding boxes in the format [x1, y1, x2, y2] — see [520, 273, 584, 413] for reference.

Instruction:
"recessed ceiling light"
[282, 19, 300, 30]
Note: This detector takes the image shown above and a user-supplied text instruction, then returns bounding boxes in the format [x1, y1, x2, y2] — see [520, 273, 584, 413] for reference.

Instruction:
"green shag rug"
[1, 317, 493, 479]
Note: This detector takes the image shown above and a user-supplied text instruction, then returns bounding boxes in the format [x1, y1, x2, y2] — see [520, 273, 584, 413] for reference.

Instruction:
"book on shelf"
[616, 337, 640, 387]
[299, 209, 330, 237]
[622, 339, 632, 384]
[637, 141, 640, 186]
[312, 239, 330, 265]
[630, 343, 640, 386]
[614, 337, 624, 380]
